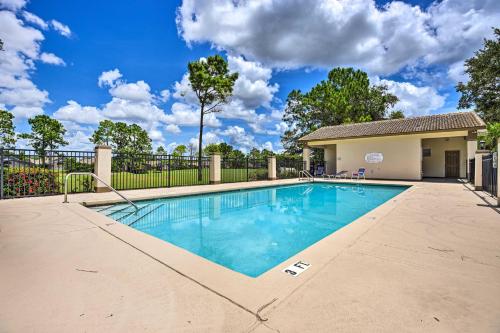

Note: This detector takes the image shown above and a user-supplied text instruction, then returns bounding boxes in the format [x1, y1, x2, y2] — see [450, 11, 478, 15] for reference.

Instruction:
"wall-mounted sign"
[365, 152, 384, 164]
[493, 152, 498, 168]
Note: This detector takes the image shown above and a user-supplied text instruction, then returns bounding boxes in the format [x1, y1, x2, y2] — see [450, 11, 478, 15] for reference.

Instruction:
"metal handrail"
[299, 170, 314, 182]
[63, 172, 138, 212]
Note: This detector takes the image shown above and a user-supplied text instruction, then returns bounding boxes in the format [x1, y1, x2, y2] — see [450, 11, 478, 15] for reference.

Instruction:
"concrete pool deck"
[1, 179, 500, 332]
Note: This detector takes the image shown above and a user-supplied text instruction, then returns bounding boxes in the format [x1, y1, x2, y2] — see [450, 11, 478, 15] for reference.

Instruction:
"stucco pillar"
[267, 156, 277, 180]
[94, 145, 112, 193]
[474, 152, 484, 190]
[209, 153, 221, 184]
[324, 145, 336, 175]
[466, 131, 478, 180]
[303, 147, 311, 172]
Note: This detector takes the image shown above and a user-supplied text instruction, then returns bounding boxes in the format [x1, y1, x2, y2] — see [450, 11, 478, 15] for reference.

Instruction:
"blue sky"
[1, 0, 499, 152]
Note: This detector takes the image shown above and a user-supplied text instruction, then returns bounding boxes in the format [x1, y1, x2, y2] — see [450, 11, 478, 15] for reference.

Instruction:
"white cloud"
[177, 0, 500, 76]
[261, 141, 273, 151]
[50, 19, 71, 37]
[227, 55, 278, 109]
[98, 68, 122, 88]
[53, 100, 102, 125]
[165, 124, 181, 134]
[9, 105, 43, 119]
[109, 80, 152, 102]
[378, 79, 446, 117]
[101, 97, 167, 124]
[0, 6, 68, 120]
[0, 10, 43, 58]
[22, 11, 48, 29]
[149, 127, 166, 144]
[53, 69, 200, 147]
[160, 89, 170, 102]
[171, 56, 281, 136]
[166, 142, 178, 153]
[188, 131, 221, 149]
[64, 130, 94, 151]
[39, 52, 65, 66]
[447, 61, 468, 83]
[166, 102, 221, 127]
[219, 125, 256, 152]
[0, 0, 26, 11]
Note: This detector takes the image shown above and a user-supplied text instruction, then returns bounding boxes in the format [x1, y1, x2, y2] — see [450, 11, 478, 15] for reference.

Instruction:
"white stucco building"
[299, 112, 486, 180]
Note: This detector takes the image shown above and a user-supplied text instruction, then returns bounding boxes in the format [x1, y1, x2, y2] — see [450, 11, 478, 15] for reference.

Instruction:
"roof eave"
[299, 125, 486, 143]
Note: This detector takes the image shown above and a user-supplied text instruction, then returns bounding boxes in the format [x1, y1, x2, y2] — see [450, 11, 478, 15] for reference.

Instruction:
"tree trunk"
[197, 107, 204, 181]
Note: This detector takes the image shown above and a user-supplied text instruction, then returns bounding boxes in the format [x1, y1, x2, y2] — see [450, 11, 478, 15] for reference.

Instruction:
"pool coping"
[70, 178, 416, 316]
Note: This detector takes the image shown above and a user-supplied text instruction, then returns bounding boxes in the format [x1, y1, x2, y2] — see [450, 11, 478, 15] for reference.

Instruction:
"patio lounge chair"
[316, 166, 325, 177]
[351, 168, 366, 180]
[332, 170, 348, 179]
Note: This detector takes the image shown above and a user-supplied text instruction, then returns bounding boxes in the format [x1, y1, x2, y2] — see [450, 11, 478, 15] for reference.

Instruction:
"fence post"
[268, 156, 277, 180]
[209, 152, 221, 184]
[246, 158, 249, 182]
[474, 151, 488, 191]
[303, 146, 311, 172]
[94, 145, 112, 193]
[167, 155, 171, 188]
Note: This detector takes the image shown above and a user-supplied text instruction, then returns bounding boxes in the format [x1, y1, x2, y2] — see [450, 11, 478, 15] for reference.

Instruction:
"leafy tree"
[228, 149, 245, 159]
[156, 145, 167, 154]
[172, 144, 187, 156]
[202, 142, 240, 157]
[90, 120, 115, 146]
[217, 142, 233, 156]
[187, 55, 239, 180]
[389, 110, 405, 119]
[248, 148, 261, 159]
[281, 67, 398, 153]
[19, 115, 68, 156]
[0, 110, 16, 148]
[203, 143, 220, 156]
[127, 124, 152, 154]
[90, 120, 152, 154]
[480, 122, 500, 151]
[457, 28, 500, 123]
[260, 149, 274, 159]
[110, 122, 130, 153]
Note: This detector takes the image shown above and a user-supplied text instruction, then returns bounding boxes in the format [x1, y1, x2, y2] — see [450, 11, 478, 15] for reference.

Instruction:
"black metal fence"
[111, 153, 210, 190]
[277, 158, 304, 179]
[221, 157, 268, 183]
[482, 153, 497, 197]
[0, 148, 95, 199]
[1, 148, 315, 198]
[468, 158, 475, 183]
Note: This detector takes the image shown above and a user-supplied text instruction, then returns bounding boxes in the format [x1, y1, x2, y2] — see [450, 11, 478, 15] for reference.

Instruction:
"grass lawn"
[2, 167, 270, 197]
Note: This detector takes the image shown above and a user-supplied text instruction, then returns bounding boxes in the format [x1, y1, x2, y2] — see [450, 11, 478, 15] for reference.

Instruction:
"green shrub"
[63, 157, 94, 172]
[3, 167, 59, 197]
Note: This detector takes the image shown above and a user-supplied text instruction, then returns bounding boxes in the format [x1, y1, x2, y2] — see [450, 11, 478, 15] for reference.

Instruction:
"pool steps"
[125, 203, 166, 227]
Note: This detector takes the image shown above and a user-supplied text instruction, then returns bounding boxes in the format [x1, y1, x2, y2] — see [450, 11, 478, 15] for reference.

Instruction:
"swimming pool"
[92, 183, 408, 277]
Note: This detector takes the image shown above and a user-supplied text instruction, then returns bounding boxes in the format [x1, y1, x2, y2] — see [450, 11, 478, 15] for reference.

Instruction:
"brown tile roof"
[299, 112, 485, 142]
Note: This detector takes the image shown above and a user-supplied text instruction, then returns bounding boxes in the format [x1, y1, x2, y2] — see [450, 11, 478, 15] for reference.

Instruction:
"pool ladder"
[299, 170, 314, 182]
[63, 172, 139, 213]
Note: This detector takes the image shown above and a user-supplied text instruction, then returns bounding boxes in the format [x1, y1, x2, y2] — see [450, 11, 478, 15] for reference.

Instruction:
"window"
[423, 148, 431, 157]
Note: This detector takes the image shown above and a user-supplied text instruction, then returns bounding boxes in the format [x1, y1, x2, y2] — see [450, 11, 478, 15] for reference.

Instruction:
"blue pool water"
[93, 183, 408, 277]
